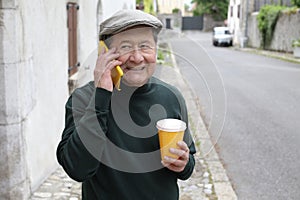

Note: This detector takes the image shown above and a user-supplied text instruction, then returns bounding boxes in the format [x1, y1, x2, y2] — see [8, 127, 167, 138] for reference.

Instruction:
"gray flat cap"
[99, 10, 163, 40]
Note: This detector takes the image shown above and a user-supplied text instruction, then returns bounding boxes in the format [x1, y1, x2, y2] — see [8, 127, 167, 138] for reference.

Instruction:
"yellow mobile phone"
[98, 40, 123, 91]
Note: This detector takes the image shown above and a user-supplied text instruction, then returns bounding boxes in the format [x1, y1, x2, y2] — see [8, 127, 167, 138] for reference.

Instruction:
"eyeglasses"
[117, 42, 156, 56]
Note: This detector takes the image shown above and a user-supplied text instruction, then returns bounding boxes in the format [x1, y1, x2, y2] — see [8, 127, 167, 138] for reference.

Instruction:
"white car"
[212, 27, 233, 47]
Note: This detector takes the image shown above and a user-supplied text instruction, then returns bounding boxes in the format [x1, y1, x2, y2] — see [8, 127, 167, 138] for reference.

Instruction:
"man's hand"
[94, 46, 122, 91]
[161, 141, 190, 172]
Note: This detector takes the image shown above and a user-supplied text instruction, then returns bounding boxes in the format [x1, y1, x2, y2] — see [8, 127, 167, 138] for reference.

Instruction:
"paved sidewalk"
[156, 63, 237, 200]
[30, 30, 237, 200]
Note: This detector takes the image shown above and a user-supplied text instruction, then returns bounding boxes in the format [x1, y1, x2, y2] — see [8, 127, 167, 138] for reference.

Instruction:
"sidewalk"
[155, 63, 237, 200]
[30, 31, 237, 200]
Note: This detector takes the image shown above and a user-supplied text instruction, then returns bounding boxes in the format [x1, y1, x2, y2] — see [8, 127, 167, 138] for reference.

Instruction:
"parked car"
[212, 27, 233, 47]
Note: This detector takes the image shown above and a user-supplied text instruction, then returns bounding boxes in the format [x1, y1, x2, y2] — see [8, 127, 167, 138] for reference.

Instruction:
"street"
[167, 31, 300, 199]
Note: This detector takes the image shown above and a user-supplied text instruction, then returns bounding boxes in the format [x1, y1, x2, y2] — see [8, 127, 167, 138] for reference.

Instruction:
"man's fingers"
[94, 47, 121, 89]
[177, 141, 189, 152]
[161, 158, 186, 172]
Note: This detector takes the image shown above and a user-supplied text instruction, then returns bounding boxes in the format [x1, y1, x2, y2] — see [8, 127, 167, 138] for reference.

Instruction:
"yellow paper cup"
[156, 119, 186, 160]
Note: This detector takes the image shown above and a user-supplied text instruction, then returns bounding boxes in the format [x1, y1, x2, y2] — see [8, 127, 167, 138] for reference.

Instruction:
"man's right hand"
[94, 46, 122, 91]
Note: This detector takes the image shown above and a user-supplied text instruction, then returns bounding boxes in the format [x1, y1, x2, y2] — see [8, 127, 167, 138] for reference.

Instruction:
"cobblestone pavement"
[30, 168, 81, 200]
[28, 156, 205, 200]
[30, 30, 237, 200]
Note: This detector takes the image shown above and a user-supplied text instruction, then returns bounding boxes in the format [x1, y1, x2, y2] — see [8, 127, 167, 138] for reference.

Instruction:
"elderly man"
[57, 9, 196, 199]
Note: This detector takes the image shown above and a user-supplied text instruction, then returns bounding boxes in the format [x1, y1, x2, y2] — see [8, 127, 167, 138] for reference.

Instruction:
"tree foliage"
[136, 0, 154, 14]
[291, 0, 300, 7]
[192, 0, 229, 20]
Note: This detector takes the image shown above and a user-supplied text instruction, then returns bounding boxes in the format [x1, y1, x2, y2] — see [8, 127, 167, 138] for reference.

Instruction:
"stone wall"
[247, 12, 261, 48]
[0, 0, 69, 199]
[247, 10, 300, 52]
[0, 0, 136, 198]
[271, 10, 300, 52]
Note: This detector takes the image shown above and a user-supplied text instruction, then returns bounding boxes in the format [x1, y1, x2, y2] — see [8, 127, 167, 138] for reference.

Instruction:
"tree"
[136, 0, 155, 14]
[291, 0, 300, 7]
[192, 0, 229, 20]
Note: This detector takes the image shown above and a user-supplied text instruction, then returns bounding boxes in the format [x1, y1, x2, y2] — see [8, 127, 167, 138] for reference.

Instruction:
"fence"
[254, 0, 292, 11]
[182, 16, 204, 30]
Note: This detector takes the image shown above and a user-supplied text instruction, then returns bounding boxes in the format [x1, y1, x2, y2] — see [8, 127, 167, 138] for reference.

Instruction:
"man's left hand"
[161, 141, 190, 172]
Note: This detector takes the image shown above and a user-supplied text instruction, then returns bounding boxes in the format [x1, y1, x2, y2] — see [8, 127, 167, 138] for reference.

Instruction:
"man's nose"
[129, 49, 144, 63]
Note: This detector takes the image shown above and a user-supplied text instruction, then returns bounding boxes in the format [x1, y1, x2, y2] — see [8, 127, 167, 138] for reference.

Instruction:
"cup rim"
[156, 118, 186, 132]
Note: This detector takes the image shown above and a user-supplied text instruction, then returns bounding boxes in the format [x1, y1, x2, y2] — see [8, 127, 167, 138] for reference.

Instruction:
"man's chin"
[122, 78, 148, 88]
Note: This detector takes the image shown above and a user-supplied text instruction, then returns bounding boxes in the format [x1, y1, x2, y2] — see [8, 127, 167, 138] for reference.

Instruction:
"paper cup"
[156, 118, 186, 160]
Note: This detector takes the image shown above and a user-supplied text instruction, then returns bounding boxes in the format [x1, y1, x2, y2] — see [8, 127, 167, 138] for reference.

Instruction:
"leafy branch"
[192, 0, 229, 20]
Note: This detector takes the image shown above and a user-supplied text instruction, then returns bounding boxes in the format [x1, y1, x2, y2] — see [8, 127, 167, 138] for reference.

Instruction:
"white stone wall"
[247, 12, 261, 48]
[0, 0, 69, 198]
[271, 11, 300, 52]
[247, 11, 300, 52]
[0, 0, 135, 198]
[21, 0, 69, 192]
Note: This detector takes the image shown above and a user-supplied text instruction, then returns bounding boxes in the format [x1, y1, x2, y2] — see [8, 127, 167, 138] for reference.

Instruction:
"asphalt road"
[167, 30, 300, 200]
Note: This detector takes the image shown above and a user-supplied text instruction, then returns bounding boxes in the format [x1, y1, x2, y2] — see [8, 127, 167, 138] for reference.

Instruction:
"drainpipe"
[153, 0, 157, 13]
[241, 0, 249, 48]
[244, 0, 249, 38]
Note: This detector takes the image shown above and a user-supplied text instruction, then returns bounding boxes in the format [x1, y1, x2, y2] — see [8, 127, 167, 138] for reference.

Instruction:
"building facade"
[0, 0, 134, 199]
[227, 0, 254, 45]
[157, 0, 185, 15]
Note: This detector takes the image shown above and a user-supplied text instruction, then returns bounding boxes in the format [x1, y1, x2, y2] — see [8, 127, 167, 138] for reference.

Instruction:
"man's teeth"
[127, 66, 145, 71]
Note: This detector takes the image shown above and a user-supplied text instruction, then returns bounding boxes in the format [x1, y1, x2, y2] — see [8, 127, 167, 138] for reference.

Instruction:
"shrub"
[257, 5, 285, 49]
[172, 8, 180, 14]
[292, 39, 300, 47]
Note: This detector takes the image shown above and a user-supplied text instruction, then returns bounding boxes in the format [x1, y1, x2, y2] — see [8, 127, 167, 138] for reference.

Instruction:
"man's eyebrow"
[140, 40, 153, 43]
[119, 40, 154, 44]
[119, 40, 132, 44]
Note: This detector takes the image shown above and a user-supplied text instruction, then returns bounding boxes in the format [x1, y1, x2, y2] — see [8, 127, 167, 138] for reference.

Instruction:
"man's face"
[110, 27, 157, 87]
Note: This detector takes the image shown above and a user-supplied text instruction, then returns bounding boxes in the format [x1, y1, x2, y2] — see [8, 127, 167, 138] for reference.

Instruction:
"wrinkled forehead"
[104, 26, 157, 47]
[114, 26, 155, 39]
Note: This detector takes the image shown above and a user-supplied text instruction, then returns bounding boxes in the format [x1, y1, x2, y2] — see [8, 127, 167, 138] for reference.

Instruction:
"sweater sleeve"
[56, 87, 112, 182]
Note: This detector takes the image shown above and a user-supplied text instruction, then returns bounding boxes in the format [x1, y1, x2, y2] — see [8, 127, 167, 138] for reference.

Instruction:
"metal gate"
[182, 16, 203, 30]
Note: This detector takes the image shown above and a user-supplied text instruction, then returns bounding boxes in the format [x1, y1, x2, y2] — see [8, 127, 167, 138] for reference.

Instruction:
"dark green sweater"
[57, 77, 196, 200]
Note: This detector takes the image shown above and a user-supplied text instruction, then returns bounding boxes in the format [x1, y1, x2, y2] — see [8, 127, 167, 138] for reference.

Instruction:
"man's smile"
[124, 66, 146, 72]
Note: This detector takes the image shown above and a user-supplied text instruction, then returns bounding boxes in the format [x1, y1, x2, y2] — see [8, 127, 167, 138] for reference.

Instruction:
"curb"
[156, 39, 237, 200]
[235, 47, 300, 65]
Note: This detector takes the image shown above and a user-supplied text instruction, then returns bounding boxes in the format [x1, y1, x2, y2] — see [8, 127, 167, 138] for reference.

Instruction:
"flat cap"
[99, 9, 163, 40]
